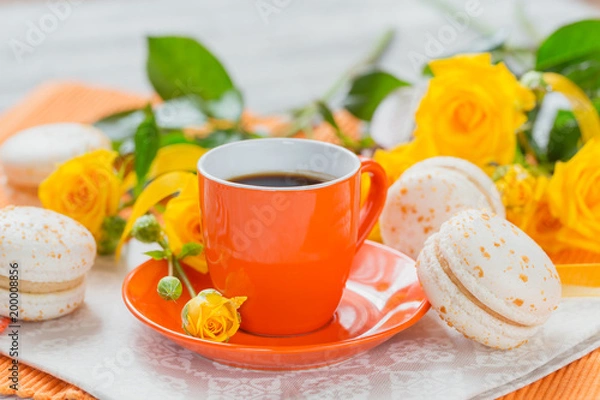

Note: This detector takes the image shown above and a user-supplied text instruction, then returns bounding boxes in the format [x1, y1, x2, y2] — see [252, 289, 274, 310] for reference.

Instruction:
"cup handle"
[357, 156, 388, 249]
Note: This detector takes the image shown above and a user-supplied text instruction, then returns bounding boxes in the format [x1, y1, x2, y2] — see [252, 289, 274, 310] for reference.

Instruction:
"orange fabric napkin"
[0, 82, 598, 400]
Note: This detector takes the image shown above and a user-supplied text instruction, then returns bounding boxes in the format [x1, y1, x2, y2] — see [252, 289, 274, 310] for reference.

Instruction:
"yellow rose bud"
[39, 149, 121, 239]
[181, 289, 246, 342]
[163, 178, 207, 273]
[414, 53, 535, 169]
[548, 138, 600, 253]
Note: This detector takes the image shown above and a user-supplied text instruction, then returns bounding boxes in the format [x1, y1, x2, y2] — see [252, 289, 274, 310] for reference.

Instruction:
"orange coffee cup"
[197, 138, 387, 335]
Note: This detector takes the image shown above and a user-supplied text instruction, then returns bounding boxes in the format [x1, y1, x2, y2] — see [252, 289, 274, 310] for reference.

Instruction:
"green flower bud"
[131, 214, 162, 243]
[97, 215, 127, 255]
[520, 71, 545, 90]
[157, 276, 182, 301]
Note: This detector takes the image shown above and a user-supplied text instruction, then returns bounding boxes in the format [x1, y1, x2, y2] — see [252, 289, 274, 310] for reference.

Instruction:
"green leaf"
[344, 71, 410, 121]
[359, 136, 376, 149]
[422, 64, 433, 77]
[145, 250, 167, 260]
[95, 96, 210, 154]
[546, 97, 600, 163]
[94, 109, 145, 150]
[547, 109, 582, 163]
[177, 242, 204, 260]
[523, 98, 599, 168]
[147, 36, 234, 101]
[316, 102, 359, 149]
[134, 106, 161, 195]
[159, 130, 197, 147]
[562, 60, 600, 96]
[536, 20, 600, 71]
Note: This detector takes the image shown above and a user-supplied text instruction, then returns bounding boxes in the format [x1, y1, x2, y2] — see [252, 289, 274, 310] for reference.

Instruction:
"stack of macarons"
[379, 157, 561, 349]
[0, 123, 111, 206]
[0, 206, 96, 321]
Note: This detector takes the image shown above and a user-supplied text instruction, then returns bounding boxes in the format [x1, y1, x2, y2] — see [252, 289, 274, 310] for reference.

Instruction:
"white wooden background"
[0, 0, 599, 115]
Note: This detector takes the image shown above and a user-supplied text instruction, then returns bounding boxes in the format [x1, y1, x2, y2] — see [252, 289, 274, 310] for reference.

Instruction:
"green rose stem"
[132, 215, 197, 300]
[285, 28, 395, 137]
[172, 257, 197, 298]
[157, 238, 196, 298]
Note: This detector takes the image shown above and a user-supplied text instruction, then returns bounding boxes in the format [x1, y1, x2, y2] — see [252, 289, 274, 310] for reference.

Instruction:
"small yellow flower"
[548, 138, 600, 253]
[494, 165, 538, 227]
[39, 149, 121, 238]
[414, 53, 535, 169]
[163, 178, 207, 273]
[181, 289, 246, 342]
[494, 166, 565, 254]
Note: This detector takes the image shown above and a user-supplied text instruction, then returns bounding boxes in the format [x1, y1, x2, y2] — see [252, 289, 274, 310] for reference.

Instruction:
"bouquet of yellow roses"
[372, 52, 600, 259]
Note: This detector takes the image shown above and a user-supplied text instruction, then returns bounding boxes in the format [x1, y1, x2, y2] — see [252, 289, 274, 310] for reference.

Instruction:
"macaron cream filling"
[434, 240, 529, 328]
[0, 275, 84, 294]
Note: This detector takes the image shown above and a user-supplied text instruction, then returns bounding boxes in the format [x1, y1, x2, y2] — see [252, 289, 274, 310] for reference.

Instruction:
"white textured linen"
[0, 244, 599, 400]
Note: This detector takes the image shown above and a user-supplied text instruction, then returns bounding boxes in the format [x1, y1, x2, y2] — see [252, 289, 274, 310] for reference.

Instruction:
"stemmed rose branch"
[129, 214, 200, 300]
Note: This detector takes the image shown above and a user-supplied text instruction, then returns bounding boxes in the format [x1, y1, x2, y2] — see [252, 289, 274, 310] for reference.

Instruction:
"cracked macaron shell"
[0, 206, 96, 283]
[436, 209, 561, 327]
[380, 156, 505, 259]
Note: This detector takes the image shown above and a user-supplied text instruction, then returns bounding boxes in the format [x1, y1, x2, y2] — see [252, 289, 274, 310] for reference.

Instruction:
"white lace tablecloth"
[1, 244, 599, 400]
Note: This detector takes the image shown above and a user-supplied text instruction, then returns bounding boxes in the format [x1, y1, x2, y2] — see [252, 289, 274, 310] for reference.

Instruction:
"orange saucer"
[122, 241, 430, 370]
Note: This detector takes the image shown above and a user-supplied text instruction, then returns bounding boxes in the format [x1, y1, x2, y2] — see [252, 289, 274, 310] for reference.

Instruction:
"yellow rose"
[525, 200, 565, 255]
[163, 178, 207, 273]
[39, 149, 121, 238]
[181, 289, 246, 342]
[414, 53, 535, 168]
[372, 138, 436, 186]
[518, 176, 565, 254]
[495, 169, 565, 254]
[548, 138, 600, 253]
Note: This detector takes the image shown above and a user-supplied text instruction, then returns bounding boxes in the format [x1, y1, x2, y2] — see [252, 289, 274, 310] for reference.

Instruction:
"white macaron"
[416, 209, 561, 349]
[0, 123, 111, 198]
[0, 176, 40, 207]
[0, 206, 96, 321]
[380, 156, 505, 259]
